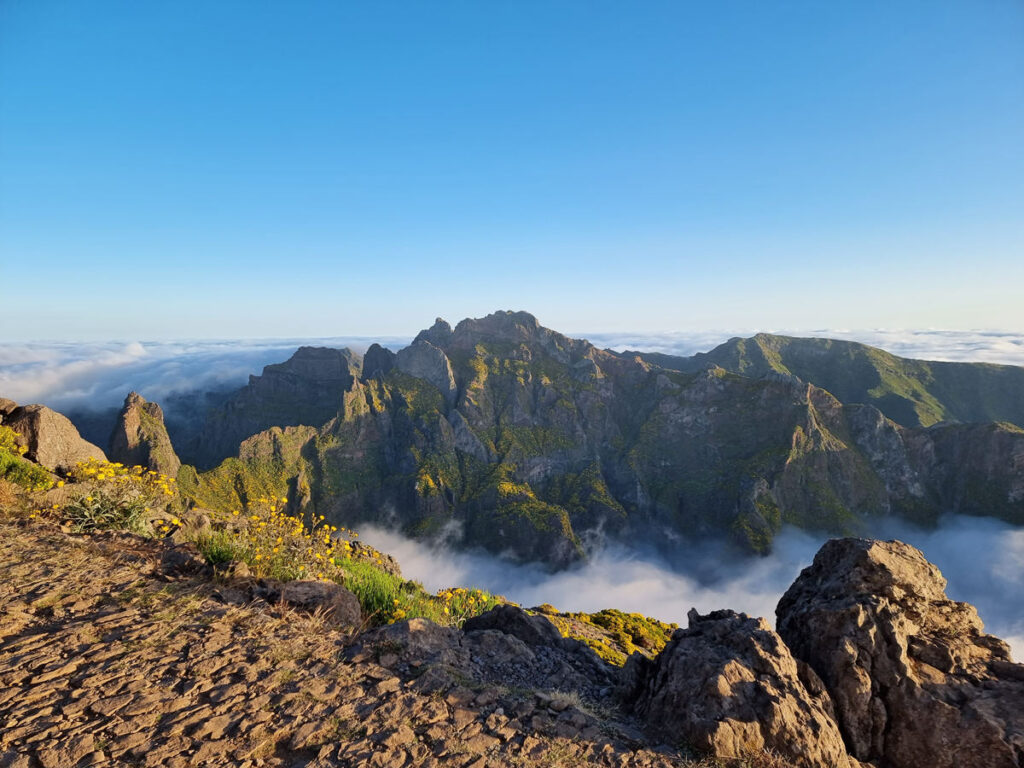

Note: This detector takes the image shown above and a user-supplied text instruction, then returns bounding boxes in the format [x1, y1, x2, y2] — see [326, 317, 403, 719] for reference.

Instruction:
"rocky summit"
[776, 538, 1024, 768]
[168, 311, 1024, 565]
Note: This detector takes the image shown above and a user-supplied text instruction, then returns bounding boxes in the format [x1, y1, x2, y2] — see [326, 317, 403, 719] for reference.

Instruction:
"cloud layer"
[0, 336, 410, 413]
[361, 516, 1024, 660]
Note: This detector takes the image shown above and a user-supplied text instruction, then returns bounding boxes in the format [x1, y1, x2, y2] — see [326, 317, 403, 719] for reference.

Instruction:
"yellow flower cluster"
[208, 500, 360, 583]
[435, 587, 496, 620]
[69, 459, 176, 496]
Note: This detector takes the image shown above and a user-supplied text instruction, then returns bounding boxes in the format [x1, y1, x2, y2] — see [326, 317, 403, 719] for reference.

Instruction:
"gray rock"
[108, 392, 181, 476]
[362, 343, 396, 379]
[777, 537, 1024, 768]
[623, 608, 852, 768]
[280, 580, 362, 629]
[394, 340, 457, 406]
[463, 605, 563, 648]
[3, 403, 106, 472]
[413, 317, 454, 348]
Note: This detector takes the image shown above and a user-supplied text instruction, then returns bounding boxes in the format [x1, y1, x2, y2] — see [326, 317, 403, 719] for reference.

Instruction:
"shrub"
[0, 426, 53, 492]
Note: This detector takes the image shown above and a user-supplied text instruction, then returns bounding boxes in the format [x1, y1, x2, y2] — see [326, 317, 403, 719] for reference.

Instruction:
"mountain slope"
[628, 333, 1024, 429]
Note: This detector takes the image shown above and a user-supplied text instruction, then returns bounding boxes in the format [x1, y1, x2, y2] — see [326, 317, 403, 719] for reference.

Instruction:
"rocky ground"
[0, 517, 779, 768]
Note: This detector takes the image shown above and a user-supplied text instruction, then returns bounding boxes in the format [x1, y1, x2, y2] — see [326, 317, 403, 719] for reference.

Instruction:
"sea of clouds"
[361, 516, 1024, 659]
[2, 327, 1022, 656]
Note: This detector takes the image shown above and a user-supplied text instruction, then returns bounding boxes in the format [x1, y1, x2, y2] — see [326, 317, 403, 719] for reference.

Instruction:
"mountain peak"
[413, 317, 454, 347]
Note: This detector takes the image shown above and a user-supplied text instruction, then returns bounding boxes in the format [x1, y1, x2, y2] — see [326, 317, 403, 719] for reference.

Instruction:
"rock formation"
[394, 340, 458, 405]
[361, 342, 396, 379]
[0, 398, 16, 423]
[108, 392, 181, 476]
[1, 401, 105, 472]
[622, 608, 852, 768]
[777, 538, 1024, 768]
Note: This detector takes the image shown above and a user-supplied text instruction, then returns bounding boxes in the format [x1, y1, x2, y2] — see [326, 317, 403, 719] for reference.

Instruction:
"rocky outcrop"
[279, 580, 361, 628]
[2, 402, 105, 472]
[463, 604, 563, 648]
[622, 608, 852, 768]
[777, 538, 1024, 768]
[108, 392, 181, 476]
[413, 317, 454, 348]
[0, 398, 16, 423]
[394, 340, 457, 405]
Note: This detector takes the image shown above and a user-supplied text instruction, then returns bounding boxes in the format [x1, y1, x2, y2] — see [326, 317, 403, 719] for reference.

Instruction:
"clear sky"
[1, 1, 1022, 341]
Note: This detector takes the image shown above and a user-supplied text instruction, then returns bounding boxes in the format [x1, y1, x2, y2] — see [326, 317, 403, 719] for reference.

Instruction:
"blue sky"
[2, 1, 1022, 340]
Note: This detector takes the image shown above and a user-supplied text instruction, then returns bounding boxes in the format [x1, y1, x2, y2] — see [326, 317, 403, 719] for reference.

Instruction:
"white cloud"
[361, 517, 1024, 660]
[0, 336, 410, 412]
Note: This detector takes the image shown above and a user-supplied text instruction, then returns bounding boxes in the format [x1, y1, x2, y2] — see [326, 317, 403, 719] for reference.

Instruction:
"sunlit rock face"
[777, 537, 1024, 768]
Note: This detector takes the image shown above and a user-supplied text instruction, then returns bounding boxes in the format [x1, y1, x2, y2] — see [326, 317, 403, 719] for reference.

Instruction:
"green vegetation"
[541, 606, 678, 666]
[0, 426, 53, 492]
[648, 333, 1024, 430]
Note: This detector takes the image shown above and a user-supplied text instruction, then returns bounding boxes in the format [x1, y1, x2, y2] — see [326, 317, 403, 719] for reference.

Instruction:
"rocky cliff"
[181, 312, 1024, 563]
[108, 391, 181, 476]
[186, 346, 362, 469]
[777, 538, 1024, 768]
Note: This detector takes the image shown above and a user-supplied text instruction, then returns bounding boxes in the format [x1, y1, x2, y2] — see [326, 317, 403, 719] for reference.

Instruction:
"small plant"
[62, 491, 152, 533]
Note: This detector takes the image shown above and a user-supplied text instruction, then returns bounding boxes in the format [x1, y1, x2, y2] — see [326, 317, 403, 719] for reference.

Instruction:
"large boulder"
[463, 604, 563, 648]
[777, 538, 1024, 768]
[622, 608, 852, 768]
[279, 580, 362, 629]
[2, 403, 106, 472]
[108, 392, 181, 476]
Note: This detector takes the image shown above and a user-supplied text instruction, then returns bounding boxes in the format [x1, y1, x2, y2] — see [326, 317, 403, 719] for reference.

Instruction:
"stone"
[279, 580, 361, 628]
[360, 618, 467, 668]
[108, 392, 181, 476]
[462, 605, 563, 648]
[3, 403, 106, 472]
[623, 608, 851, 768]
[777, 537, 1024, 768]
[158, 542, 210, 578]
[0, 398, 16, 422]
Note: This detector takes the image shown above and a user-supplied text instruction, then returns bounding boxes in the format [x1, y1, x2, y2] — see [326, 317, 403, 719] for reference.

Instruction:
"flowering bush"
[59, 459, 178, 533]
[190, 498, 504, 627]
[0, 426, 53, 492]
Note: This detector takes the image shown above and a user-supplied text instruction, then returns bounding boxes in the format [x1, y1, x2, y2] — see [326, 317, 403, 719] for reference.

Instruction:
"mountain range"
[80, 310, 1020, 567]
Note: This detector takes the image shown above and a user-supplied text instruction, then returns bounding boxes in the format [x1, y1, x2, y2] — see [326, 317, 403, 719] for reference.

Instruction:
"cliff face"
[181, 312, 1024, 563]
[108, 392, 181, 476]
[187, 346, 362, 469]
